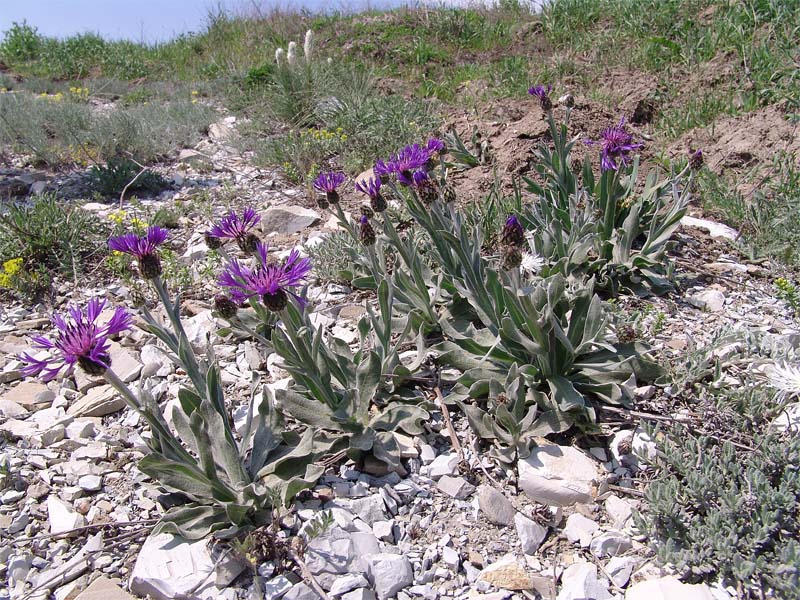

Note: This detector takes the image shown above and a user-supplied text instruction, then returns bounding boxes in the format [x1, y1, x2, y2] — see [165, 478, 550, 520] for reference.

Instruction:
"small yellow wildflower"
[0, 258, 23, 288]
[130, 217, 147, 230]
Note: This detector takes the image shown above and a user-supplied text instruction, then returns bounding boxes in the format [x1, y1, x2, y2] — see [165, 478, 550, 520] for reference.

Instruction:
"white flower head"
[327, 57, 333, 65]
[767, 361, 800, 400]
[521, 252, 546, 275]
[275, 47, 285, 65]
[287, 41, 297, 65]
[303, 29, 313, 62]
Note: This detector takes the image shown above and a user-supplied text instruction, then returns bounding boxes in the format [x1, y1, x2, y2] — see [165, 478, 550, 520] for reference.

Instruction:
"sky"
[0, 0, 423, 43]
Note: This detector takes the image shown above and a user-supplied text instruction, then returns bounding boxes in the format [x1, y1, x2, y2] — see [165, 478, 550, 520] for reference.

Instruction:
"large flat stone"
[519, 445, 598, 506]
[75, 575, 137, 600]
[68, 385, 126, 417]
[261, 206, 320, 235]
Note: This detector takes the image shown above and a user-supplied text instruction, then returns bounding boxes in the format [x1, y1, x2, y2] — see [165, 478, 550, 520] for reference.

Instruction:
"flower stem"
[332, 203, 357, 241]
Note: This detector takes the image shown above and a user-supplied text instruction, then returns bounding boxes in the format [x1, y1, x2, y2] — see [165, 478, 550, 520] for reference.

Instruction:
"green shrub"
[0, 22, 42, 61]
[88, 157, 168, 198]
[637, 382, 800, 598]
[0, 194, 107, 294]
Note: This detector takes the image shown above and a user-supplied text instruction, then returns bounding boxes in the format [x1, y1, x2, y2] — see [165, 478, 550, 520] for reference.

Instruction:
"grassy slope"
[0, 0, 798, 260]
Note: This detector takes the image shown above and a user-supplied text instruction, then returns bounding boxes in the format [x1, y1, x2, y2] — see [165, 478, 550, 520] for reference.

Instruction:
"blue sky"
[0, 0, 414, 43]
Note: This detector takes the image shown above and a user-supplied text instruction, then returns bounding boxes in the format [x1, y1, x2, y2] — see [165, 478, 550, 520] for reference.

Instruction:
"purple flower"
[313, 171, 346, 193]
[528, 84, 553, 110]
[390, 144, 430, 175]
[313, 171, 346, 207]
[218, 241, 311, 311]
[355, 176, 386, 212]
[426, 138, 446, 154]
[355, 176, 382, 198]
[207, 208, 261, 252]
[108, 226, 168, 278]
[373, 159, 394, 182]
[19, 298, 132, 381]
[586, 118, 644, 172]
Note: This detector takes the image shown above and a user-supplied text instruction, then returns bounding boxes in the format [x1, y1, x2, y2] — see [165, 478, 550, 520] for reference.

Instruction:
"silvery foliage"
[134, 278, 326, 540]
[375, 161, 660, 459]
[271, 279, 430, 471]
[523, 112, 690, 296]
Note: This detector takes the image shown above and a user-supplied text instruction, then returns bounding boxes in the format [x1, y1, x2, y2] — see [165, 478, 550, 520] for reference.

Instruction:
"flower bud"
[689, 149, 704, 171]
[559, 93, 575, 108]
[359, 215, 376, 246]
[326, 190, 340, 205]
[501, 215, 525, 248]
[501, 245, 522, 270]
[360, 205, 374, 218]
[214, 294, 238, 319]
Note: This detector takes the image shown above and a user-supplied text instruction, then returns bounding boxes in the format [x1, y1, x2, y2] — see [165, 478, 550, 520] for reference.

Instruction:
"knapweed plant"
[523, 106, 690, 296]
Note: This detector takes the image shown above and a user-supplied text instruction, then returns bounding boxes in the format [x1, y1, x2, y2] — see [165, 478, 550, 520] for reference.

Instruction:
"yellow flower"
[108, 210, 126, 225]
[130, 217, 147, 230]
[3, 258, 23, 276]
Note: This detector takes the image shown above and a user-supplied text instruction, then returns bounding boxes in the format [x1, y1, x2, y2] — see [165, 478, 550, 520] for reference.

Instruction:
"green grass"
[696, 151, 800, 267]
[0, 91, 216, 167]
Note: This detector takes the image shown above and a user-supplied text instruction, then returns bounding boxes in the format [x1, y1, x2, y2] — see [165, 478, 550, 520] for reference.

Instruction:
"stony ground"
[0, 102, 797, 600]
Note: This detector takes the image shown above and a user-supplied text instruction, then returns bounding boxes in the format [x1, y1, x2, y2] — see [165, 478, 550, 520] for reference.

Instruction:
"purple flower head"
[313, 171, 346, 207]
[374, 159, 394, 182]
[19, 298, 132, 381]
[426, 138, 446, 154]
[528, 84, 553, 110]
[528, 84, 552, 100]
[108, 226, 168, 259]
[398, 167, 429, 187]
[390, 144, 431, 174]
[218, 241, 311, 312]
[207, 208, 260, 241]
[356, 176, 387, 212]
[108, 226, 168, 278]
[313, 171, 346, 194]
[586, 118, 644, 172]
[355, 176, 382, 199]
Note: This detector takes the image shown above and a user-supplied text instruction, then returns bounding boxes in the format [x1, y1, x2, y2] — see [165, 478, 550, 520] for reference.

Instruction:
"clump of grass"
[0, 91, 216, 167]
[88, 157, 169, 198]
[697, 151, 800, 267]
[0, 194, 107, 296]
[306, 231, 358, 283]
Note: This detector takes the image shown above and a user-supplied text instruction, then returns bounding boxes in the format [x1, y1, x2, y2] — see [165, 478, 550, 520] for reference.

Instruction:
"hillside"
[0, 2, 798, 600]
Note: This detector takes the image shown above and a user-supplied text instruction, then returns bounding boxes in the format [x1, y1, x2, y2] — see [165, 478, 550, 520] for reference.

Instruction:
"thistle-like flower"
[391, 144, 431, 179]
[586, 118, 644, 172]
[19, 298, 132, 381]
[313, 171, 346, 207]
[355, 176, 386, 212]
[359, 215, 376, 246]
[218, 242, 311, 312]
[213, 294, 239, 319]
[689, 149, 704, 171]
[426, 138, 446, 155]
[528, 84, 553, 111]
[501, 215, 525, 247]
[409, 169, 438, 204]
[287, 41, 297, 65]
[520, 252, 546, 275]
[374, 159, 394, 184]
[108, 226, 168, 279]
[207, 208, 262, 254]
[303, 29, 313, 63]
